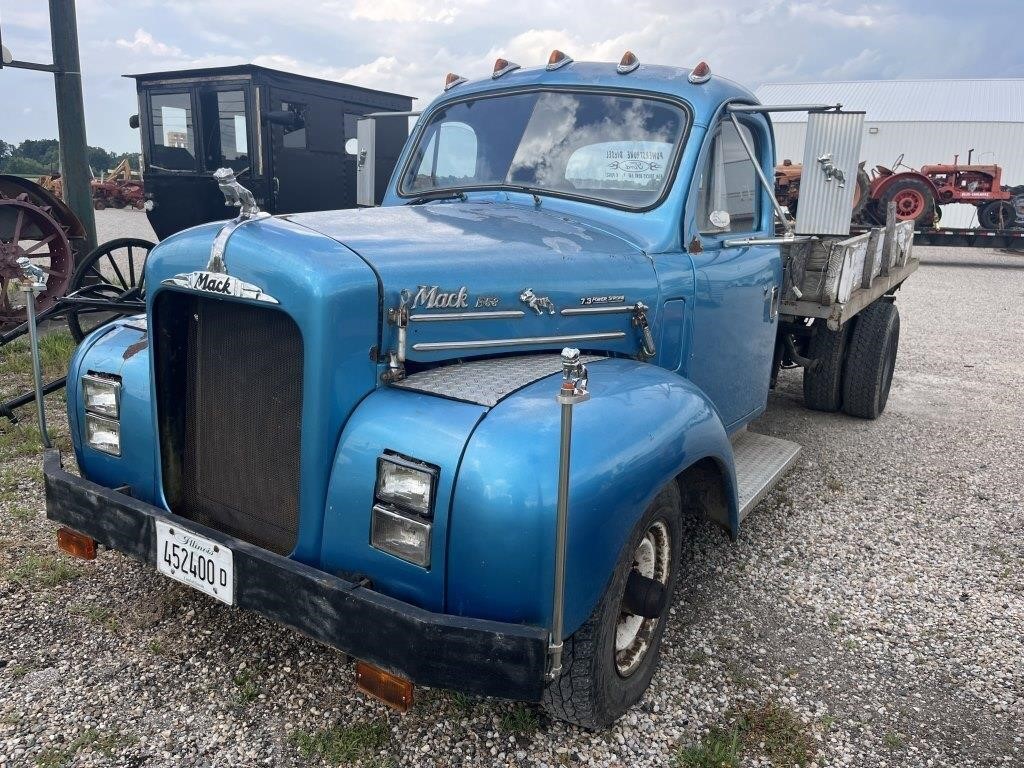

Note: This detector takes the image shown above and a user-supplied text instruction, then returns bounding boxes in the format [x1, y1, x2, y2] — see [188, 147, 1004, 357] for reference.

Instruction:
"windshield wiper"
[406, 190, 468, 205]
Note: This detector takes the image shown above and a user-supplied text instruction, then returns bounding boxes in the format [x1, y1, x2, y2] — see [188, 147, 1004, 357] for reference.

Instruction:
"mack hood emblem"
[162, 271, 279, 304]
[410, 285, 470, 310]
[520, 288, 556, 315]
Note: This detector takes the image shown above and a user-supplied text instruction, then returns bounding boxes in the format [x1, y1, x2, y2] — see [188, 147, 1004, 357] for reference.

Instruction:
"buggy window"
[281, 101, 307, 149]
[696, 121, 761, 233]
[149, 92, 196, 171]
[198, 90, 249, 172]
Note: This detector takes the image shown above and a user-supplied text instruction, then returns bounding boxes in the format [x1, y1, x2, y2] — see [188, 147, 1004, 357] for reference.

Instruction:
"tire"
[879, 177, 935, 228]
[978, 200, 1015, 230]
[802, 321, 853, 412]
[543, 483, 682, 728]
[842, 301, 900, 419]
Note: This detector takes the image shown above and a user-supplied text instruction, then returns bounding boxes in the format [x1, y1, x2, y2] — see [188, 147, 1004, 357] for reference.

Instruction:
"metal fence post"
[17, 258, 52, 448]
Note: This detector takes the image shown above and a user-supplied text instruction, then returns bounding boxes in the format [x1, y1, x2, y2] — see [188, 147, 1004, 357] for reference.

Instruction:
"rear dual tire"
[802, 301, 900, 419]
[543, 483, 682, 729]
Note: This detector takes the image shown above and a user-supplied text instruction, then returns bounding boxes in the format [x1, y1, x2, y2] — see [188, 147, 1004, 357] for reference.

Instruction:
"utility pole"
[49, 0, 96, 252]
[0, 1, 97, 251]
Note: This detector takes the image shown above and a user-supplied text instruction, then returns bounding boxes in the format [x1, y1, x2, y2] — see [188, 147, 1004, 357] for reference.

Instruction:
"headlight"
[375, 455, 437, 518]
[85, 414, 121, 456]
[371, 505, 431, 567]
[82, 374, 120, 419]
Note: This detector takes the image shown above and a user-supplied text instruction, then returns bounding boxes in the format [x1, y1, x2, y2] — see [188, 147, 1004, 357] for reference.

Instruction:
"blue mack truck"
[43, 51, 917, 727]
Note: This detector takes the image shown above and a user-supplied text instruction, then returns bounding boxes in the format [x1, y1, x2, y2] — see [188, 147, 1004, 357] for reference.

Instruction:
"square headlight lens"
[376, 456, 436, 517]
[371, 505, 431, 567]
[82, 375, 120, 419]
[85, 413, 121, 456]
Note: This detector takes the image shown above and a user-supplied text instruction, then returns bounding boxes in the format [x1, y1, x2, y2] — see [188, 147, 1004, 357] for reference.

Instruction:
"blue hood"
[287, 201, 660, 362]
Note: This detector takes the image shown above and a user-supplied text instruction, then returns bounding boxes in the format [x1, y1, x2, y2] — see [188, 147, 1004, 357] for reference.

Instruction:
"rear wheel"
[978, 200, 1015, 230]
[880, 177, 935, 228]
[543, 483, 681, 728]
[803, 321, 853, 412]
[842, 301, 900, 419]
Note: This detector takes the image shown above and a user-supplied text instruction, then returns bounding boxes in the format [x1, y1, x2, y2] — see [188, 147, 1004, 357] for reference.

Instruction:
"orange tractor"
[863, 152, 1021, 230]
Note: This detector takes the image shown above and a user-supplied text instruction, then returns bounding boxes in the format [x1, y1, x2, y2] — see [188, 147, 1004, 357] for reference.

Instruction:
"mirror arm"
[727, 110, 794, 235]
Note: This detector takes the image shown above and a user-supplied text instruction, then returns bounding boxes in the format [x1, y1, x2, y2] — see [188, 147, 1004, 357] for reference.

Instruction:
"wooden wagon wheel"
[0, 193, 73, 327]
[66, 237, 154, 341]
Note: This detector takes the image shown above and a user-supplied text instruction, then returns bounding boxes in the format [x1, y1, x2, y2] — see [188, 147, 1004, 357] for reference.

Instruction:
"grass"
[884, 731, 904, 749]
[450, 691, 475, 714]
[290, 718, 391, 765]
[498, 703, 540, 736]
[35, 728, 137, 767]
[674, 701, 817, 768]
[10, 663, 31, 679]
[232, 669, 261, 705]
[69, 603, 117, 630]
[5, 552, 85, 588]
[674, 725, 742, 768]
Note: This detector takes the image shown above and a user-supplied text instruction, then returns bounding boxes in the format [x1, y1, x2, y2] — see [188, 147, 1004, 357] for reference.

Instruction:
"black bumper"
[43, 450, 548, 702]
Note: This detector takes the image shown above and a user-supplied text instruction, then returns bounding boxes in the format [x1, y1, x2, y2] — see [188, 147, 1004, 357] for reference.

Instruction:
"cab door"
[683, 114, 780, 430]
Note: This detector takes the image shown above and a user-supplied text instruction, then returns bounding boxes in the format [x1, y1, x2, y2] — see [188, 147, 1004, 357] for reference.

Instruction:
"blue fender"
[446, 357, 737, 637]
[66, 317, 159, 504]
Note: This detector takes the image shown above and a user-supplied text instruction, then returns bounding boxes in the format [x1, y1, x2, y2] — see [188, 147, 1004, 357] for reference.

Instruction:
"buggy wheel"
[66, 237, 154, 341]
[543, 483, 681, 728]
[802, 321, 853, 412]
[842, 301, 900, 420]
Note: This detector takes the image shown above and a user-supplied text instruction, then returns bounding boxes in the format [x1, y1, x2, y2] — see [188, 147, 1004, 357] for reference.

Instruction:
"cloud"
[789, 3, 876, 29]
[823, 48, 883, 79]
[349, 0, 462, 24]
[115, 29, 184, 58]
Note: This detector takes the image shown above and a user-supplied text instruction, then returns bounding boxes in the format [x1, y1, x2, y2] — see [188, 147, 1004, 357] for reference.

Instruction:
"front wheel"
[543, 483, 682, 728]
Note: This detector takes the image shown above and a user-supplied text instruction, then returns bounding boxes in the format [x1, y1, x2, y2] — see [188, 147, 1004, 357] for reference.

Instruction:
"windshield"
[399, 90, 689, 209]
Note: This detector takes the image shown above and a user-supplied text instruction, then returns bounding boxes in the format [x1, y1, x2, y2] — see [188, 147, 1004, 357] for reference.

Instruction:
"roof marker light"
[688, 60, 711, 84]
[617, 51, 640, 75]
[546, 50, 573, 71]
[444, 72, 467, 91]
[492, 58, 521, 79]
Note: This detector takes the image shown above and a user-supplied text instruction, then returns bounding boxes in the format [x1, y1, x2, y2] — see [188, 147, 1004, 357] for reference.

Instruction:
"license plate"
[155, 520, 234, 605]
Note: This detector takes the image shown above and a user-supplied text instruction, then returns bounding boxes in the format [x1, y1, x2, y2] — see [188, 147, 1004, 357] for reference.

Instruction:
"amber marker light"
[617, 50, 640, 74]
[57, 527, 97, 560]
[492, 58, 521, 79]
[355, 661, 414, 712]
[546, 49, 573, 70]
[444, 72, 467, 91]
[688, 60, 712, 84]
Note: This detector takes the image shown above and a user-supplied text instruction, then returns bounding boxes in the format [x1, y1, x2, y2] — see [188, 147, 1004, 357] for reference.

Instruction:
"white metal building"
[755, 79, 1024, 228]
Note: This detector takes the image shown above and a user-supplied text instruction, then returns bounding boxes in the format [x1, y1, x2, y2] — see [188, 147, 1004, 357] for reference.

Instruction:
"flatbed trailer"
[851, 223, 1024, 251]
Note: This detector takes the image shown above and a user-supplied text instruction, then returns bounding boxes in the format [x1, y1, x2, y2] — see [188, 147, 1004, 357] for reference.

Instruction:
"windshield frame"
[396, 85, 694, 213]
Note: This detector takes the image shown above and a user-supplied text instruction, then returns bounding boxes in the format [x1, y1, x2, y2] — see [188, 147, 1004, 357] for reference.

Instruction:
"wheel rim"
[67, 238, 152, 341]
[0, 195, 72, 326]
[891, 188, 926, 220]
[615, 520, 671, 677]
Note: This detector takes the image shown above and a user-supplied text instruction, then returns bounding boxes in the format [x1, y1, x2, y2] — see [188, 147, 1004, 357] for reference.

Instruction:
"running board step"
[732, 431, 802, 521]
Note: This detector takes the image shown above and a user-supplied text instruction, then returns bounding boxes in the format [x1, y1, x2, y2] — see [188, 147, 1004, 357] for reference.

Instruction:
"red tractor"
[866, 152, 1021, 230]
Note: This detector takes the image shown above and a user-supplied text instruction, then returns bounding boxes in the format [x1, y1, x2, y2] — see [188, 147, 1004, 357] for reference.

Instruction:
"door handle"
[766, 285, 779, 321]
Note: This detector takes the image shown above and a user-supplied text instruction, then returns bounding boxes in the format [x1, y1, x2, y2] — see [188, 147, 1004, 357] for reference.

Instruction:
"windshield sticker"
[565, 141, 671, 189]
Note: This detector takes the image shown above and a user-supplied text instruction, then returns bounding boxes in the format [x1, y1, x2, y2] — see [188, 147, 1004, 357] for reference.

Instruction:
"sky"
[1, 0, 1022, 153]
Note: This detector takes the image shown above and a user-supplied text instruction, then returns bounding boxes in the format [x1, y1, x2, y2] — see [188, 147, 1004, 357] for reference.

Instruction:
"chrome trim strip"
[410, 310, 525, 322]
[560, 305, 634, 316]
[412, 331, 625, 352]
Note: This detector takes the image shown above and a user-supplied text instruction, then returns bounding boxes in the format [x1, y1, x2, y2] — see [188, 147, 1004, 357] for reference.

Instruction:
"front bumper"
[43, 450, 548, 702]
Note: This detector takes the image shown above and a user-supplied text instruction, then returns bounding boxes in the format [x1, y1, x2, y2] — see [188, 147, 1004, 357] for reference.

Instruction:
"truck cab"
[46, 52, 915, 728]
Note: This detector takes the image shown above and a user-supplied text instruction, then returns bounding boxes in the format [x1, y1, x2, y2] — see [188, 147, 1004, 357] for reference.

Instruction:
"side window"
[696, 120, 761, 234]
[197, 89, 248, 171]
[149, 92, 196, 170]
[408, 122, 478, 191]
[281, 101, 307, 149]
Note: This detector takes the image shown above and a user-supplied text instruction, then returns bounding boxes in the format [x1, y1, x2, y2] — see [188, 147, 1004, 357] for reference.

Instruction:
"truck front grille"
[153, 292, 303, 555]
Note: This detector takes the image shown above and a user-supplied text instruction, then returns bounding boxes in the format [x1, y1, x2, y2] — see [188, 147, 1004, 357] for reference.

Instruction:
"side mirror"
[128, 114, 140, 129]
[709, 210, 731, 229]
[265, 109, 304, 128]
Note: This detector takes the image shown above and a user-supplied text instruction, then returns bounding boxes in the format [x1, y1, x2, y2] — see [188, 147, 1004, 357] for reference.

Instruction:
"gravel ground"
[1, 242, 1022, 767]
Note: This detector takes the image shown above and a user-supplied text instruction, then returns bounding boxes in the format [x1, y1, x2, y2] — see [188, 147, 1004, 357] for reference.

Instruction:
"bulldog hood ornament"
[206, 168, 270, 274]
